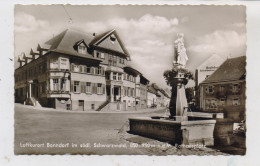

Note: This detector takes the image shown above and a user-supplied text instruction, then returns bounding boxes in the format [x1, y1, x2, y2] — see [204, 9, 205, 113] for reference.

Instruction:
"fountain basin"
[129, 117, 216, 146]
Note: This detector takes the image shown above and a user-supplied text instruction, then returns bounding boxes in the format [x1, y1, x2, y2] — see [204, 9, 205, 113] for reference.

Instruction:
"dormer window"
[74, 40, 88, 54]
[78, 44, 87, 54]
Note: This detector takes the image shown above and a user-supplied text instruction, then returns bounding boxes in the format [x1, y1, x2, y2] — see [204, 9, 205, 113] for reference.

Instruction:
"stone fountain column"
[174, 71, 188, 121]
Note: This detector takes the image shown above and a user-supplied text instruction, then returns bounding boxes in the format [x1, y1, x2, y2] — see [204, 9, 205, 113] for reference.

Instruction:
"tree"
[185, 87, 195, 103]
[163, 66, 193, 118]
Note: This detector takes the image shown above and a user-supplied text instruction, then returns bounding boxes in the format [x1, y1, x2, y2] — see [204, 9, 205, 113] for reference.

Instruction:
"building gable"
[196, 54, 225, 70]
[90, 30, 130, 58]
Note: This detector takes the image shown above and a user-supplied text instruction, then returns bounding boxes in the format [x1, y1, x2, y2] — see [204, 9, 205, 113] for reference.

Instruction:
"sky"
[14, 5, 246, 89]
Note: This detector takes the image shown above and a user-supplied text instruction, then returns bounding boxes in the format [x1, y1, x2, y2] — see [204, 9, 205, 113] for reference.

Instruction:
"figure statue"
[173, 33, 189, 67]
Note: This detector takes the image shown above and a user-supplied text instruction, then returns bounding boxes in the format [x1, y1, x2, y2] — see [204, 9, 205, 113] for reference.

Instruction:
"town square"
[14, 5, 246, 155]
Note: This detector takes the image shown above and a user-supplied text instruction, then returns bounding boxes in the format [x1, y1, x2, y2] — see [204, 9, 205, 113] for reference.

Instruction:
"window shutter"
[79, 65, 83, 73]
[101, 67, 104, 76]
[81, 83, 85, 93]
[92, 83, 97, 94]
[122, 87, 125, 96]
[103, 84, 106, 94]
[70, 81, 74, 92]
[77, 82, 80, 93]
[95, 68, 98, 75]
[238, 83, 241, 90]
[91, 67, 95, 74]
[83, 66, 87, 73]
[71, 63, 75, 72]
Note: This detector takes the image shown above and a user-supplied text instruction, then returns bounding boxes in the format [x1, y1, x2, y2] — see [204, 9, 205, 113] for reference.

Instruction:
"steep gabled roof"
[45, 29, 99, 61]
[45, 28, 130, 60]
[202, 56, 246, 84]
[89, 29, 130, 57]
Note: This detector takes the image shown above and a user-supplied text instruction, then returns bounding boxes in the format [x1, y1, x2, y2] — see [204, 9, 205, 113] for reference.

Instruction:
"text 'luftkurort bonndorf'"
[20, 142, 206, 149]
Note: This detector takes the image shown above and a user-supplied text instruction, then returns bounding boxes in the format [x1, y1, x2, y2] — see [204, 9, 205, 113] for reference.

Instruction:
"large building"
[198, 56, 246, 122]
[14, 29, 151, 111]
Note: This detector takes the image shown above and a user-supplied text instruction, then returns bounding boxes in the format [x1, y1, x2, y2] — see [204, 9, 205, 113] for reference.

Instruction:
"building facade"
[198, 56, 246, 122]
[15, 29, 150, 111]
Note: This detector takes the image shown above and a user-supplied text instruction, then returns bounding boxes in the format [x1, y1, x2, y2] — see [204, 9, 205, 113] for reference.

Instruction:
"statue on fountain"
[173, 33, 189, 68]
[164, 33, 193, 120]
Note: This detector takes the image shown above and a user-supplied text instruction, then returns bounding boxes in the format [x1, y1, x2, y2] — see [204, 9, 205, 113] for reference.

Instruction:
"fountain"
[129, 33, 216, 146]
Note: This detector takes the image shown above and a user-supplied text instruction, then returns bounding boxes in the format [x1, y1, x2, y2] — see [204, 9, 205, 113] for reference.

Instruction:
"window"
[220, 85, 225, 92]
[86, 82, 92, 93]
[233, 98, 240, 106]
[51, 58, 59, 69]
[72, 64, 80, 72]
[97, 83, 102, 94]
[74, 81, 79, 92]
[91, 104, 95, 110]
[205, 99, 217, 109]
[110, 34, 116, 42]
[206, 86, 214, 94]
[78, 45, 87, 54]
[96, 52, 100, 58]
[60, 58, 68, 69]
[60, 58, 67, 65]
[113, 56, 117, 66]
[53, 79, 59, 91]
[208, 86, 213, 94]
[108, 55, 113, 66]
[232, 84, 239, 92]
[220, 98, 225, 106]
[119, 58, 124, 64]
[97, 67, 101, 75]
[100, 53, 105, 59]
[87, 67, 91, 74]
[113, 73, 117, 80]
[118, 74, 122, 80]
[66, 104, 71, 110]
[78, 100, 84, 106]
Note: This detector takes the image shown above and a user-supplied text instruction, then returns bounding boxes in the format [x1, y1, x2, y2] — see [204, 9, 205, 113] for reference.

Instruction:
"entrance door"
[78, 100, 84, 111]
[114, 87, 119, 101]
[35, 85, 39, 98]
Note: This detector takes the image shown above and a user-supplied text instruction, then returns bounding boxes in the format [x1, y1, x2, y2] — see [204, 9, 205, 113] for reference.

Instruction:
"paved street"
[14, 103, 227, 155]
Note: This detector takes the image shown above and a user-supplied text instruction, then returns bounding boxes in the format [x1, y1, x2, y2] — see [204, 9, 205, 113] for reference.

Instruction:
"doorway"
[78, 100, 84, 111]
[114, 86, 120, 101]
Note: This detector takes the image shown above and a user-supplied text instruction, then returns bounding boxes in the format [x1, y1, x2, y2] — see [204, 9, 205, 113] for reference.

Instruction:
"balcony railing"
[47, 90, 70, 94]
